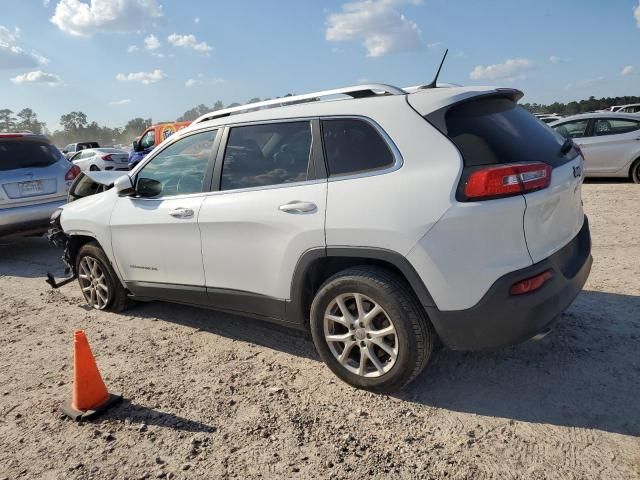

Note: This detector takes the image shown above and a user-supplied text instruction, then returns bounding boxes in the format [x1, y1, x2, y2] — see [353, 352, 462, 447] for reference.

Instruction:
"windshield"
[0, 139, 64, 171]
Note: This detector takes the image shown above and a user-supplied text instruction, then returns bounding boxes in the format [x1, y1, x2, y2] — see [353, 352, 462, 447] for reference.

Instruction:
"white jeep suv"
[48, 83, 592, 393]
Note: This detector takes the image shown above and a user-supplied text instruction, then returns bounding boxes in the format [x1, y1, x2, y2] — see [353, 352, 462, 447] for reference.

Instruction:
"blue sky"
[1, 0, 639, 130]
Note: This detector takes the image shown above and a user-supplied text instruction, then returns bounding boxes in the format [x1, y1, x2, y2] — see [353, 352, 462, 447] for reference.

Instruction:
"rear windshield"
[444, 97, 575, 167]
[0, 139, 63, 171]
[78, 142, 99, 149]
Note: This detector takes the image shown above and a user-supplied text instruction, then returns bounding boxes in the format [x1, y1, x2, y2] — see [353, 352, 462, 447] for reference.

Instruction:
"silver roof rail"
[192, 83, 407, 124]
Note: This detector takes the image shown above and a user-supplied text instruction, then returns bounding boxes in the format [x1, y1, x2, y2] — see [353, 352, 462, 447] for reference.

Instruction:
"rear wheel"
[75, 242, 131, 312]
[310, 266, 434, 393]
[631, 159, 640, 184]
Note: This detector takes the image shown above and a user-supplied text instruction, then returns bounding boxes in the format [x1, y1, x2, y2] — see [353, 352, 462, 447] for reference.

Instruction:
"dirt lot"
[0, 181, 638, 480]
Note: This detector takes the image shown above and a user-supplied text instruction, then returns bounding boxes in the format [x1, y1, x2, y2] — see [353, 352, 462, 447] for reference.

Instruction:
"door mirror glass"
[114, 175, 135, 197]
[132, 139, 142, 152]
[136, 177, 163, 197]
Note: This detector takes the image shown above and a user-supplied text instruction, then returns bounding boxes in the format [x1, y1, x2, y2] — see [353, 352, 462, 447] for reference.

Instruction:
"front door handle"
[169, 207, 194, 219]
[278, 201, 317, 214]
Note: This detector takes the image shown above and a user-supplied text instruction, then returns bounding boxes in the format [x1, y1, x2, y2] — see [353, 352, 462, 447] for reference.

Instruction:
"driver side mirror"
[114, 175, 136, 197]
[132, 139, 143, 152]
[136, 177, 162, 198]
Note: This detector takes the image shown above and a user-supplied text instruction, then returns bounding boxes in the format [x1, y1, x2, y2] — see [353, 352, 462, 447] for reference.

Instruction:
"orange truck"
[129, 121, 191, 169]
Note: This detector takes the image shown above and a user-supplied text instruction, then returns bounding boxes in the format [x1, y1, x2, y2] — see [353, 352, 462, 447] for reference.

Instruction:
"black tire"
[631, 159, 640, 184]
[75, 242, 131, 312]
[89, 165, 100, 171]
[309, 266, 434, 393]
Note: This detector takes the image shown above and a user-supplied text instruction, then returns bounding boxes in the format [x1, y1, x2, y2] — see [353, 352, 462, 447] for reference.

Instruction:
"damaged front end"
[46, 208, 75, 289]
[45, 170, 124, 289]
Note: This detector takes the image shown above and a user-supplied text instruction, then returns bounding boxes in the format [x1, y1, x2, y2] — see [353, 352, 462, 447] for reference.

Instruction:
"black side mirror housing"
[136, 177, 162, 198]
[114, 175, 136, 197]
[132, 140, 143, 152]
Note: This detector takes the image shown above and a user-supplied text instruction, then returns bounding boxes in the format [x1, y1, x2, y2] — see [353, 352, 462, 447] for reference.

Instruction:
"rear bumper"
[0, 198, 66, 237]
[427, 216, 592, 351]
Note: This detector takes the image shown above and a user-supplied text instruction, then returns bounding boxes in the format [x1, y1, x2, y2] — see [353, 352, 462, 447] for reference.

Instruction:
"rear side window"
[444, 97, 572, 167]
[321, 119, 394, 176]
[221, 121, 312, 190]
[0, 139, 63, 171]
[593, 118, 640, 136]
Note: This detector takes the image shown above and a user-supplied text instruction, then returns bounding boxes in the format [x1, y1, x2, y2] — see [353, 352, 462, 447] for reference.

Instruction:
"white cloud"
[109, 98, 131, 105]
[43, 0, 51, 5]
[469, 58, 534, 81]
[144, 33, 160, 50]
[326, 0, 424, 57]
[426, 41, 441, 49]
[167, 33, 212, 52]
[549, 55, 570, 65]
[51, 0, 163, 37]
[0, 25, 49, 70]
[127, 45, 138, 53]
[185, 74, 223, 87]
[11, 70, 62, 86]
[635, 1, 640, 28]
[116, 69, 166, 84]
[620, 65, 633, 76]
[194, 17, 200, 24]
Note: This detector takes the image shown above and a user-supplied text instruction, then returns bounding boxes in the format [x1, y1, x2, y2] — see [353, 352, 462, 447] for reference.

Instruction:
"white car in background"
[610, 103, 640, 114]
[69, 148, 129, 172]
[549, 113, 640, 183]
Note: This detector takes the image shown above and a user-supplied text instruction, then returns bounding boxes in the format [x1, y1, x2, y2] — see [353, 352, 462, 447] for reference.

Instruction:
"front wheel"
[310, 266, 434, 393]
[75, 242, 131, 312]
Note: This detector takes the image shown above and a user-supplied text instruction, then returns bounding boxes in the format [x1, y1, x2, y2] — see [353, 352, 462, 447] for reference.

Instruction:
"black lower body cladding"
[427, 216, 592, 351]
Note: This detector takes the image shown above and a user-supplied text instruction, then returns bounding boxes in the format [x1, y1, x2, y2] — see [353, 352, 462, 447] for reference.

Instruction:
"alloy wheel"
[323, 293, 398, 377]
[78, 256, 110, 309]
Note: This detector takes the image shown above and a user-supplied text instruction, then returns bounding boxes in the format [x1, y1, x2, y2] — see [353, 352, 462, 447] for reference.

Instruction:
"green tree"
[0, 109, 16, 132]
[16, 108, 45, 134]
[60, 111, 88, 131]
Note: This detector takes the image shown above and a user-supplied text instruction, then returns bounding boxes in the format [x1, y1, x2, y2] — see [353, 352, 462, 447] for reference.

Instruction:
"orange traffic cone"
[61, 330, 122, 421]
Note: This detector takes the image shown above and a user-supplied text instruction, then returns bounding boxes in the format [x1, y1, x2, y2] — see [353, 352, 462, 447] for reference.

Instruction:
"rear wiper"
[560, 138, 573, 156]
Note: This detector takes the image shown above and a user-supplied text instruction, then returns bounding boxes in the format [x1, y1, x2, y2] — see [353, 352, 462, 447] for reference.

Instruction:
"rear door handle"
[278, 201, 317, 214]
[169, 207, 194, 219]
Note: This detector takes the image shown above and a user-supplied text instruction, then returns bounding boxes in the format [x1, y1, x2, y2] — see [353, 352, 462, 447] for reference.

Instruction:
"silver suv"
[0, 133, 80, 237]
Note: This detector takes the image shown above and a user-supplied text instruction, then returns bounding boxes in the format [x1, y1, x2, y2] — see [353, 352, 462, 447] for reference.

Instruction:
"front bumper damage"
[46, 211, 76, 289]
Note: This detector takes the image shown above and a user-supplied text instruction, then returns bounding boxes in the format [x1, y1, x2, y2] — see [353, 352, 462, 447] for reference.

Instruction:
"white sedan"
[549, 113, 640, 183]
[69, 148, 129, 172]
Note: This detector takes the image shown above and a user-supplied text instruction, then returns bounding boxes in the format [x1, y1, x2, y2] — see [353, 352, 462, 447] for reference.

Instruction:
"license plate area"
[18, 180, 44, 196]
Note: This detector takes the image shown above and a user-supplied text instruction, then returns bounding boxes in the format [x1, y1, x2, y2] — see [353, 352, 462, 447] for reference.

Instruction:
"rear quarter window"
[443, 97, 574, 168]
[321, 119, 394, 176]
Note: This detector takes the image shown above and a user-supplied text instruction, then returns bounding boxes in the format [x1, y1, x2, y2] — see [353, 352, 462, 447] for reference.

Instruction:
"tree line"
[521, 95, 640, 115]
[0, 97, 273, 148]
[2, 93, 638, 148]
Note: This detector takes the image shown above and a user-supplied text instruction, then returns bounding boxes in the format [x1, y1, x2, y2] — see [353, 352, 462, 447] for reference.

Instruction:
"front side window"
[593, 118, 640, 136]
[553, 120, 590, 139]
[136, 130, 216, 197]
[321, 119, 394, 176]
[220, 121, 312, 191]
[140, 130, 156, 149]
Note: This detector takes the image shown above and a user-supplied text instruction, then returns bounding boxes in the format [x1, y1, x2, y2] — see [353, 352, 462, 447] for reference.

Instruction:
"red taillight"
[0, 133, 24, 138]
[65, 165, 81, 181]
[574, 144, 585, 161]
[101, 154, 113, 161]
[510, 270, 553, 295]
[464, 162, 552, 200]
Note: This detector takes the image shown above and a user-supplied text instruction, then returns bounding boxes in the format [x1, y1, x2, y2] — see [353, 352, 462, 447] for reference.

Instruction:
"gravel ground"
[0, 181, 639, 480]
